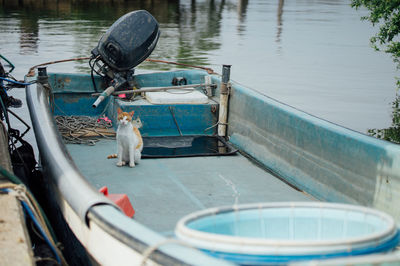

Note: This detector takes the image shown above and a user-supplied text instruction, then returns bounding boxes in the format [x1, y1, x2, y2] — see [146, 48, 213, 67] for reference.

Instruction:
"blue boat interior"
[67, 140, 313, 234]
[51, 71, 218, 136]
[49, 71, 315, 234]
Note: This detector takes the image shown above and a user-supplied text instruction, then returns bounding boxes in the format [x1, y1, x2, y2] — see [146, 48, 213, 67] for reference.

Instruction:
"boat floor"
[66, 139, 315, 235]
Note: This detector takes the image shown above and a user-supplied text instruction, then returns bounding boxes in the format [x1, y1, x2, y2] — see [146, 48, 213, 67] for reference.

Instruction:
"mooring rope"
[140, 238, 196, 266]
[0, 176, 68, 265]
[26, 57, 91, 77]
[145, 58, 215, 74]
[27, 57, 216, 77]
[55, 115, 115, 145]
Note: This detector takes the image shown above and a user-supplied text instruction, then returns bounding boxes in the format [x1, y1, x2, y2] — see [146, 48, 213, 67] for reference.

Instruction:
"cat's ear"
[129, 111, 135, 117]
[117, 108, 122, 114]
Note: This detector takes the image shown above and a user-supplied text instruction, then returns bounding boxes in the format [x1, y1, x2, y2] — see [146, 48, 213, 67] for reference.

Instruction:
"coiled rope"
[55, 115, 115, 145]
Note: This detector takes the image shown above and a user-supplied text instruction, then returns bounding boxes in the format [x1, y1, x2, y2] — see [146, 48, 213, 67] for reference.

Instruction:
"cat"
[107, 116, 143, 159]
[109, 108, 143, 167]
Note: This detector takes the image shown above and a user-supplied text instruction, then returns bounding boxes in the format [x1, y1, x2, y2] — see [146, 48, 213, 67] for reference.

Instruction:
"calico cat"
[108, 116, 143, 160]
[109, 108, 143, 167]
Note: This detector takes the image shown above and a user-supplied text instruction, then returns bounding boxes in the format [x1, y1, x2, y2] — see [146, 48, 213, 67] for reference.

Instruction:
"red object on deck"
[99, 186, 135, 218]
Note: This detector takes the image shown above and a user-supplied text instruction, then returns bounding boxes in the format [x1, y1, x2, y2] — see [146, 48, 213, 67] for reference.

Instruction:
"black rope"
[169, 106, 182, 136]
[89, 57, 98, 92]
[7, 109, 30, 139]
[0, 88, 10, 128]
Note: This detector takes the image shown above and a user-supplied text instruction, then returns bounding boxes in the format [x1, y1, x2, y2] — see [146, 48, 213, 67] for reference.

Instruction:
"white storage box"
[145, 89, 208, 104]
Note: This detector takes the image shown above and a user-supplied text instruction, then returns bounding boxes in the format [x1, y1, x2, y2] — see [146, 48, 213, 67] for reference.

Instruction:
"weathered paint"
[50, 71, 218, 136]
[49, 73, 105, 93]
[223, 76, 400, 224]
[53, 93, 110, 117]
[49, 70, 207, 94]
[115, 99, 218, 136]
[133, 70, 207, 88]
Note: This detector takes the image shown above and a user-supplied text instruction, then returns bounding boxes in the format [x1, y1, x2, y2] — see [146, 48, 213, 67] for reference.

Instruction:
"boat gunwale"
[223, 75, 400, 226]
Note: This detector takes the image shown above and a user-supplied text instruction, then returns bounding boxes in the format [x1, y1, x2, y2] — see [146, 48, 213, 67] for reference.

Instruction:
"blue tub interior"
[179, 205, 400, 265]
[187, 207, 389, 241]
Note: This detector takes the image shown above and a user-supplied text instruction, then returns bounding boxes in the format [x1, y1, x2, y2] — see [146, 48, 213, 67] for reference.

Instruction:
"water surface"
[0, 0, 397, 134]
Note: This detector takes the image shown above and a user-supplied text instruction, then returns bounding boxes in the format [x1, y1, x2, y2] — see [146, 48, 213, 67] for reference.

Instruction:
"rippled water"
[0, 0, 397, 134]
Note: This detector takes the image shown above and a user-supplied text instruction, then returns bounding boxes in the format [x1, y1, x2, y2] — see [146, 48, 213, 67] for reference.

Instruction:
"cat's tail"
[107, 154, 117, 159]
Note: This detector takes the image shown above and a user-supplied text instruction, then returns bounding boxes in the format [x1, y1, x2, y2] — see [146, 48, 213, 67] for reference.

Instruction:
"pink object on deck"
[97, 116, 112, 124]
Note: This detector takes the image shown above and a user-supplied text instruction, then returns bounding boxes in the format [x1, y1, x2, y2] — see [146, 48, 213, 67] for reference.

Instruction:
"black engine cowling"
[92, 10, 160, 71]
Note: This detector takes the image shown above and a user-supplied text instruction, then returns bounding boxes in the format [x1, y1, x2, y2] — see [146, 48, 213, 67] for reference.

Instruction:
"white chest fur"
[116, 122, 140, 167]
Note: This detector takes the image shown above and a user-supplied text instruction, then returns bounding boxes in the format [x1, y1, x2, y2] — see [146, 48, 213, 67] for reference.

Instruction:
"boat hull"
[26, 69, 400, 265]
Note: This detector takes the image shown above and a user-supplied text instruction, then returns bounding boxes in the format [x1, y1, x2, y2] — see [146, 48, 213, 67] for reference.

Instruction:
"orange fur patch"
[133, 127, 143, 149]
[117, 112, 132, 122]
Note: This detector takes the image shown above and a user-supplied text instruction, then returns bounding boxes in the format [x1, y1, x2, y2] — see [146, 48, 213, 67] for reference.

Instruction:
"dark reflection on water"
[276, 0, 284, 52]
[19, 14, 39, 55]
[237, 0, 248, 34]
[1, 0, 227, 71]
[0, 0, 398, 133]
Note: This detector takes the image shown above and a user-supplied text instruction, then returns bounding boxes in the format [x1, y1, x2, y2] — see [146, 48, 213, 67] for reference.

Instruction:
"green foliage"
[351, 0, 400, 68]
[351, 0, 400, 143]
[368, 94, 400, 143]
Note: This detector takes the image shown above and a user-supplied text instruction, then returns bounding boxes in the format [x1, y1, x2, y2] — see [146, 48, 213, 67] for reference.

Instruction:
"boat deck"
[67, 139, 315, 235]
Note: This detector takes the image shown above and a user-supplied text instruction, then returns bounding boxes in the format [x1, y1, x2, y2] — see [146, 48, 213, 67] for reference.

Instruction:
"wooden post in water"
[218, 65, 231, 137]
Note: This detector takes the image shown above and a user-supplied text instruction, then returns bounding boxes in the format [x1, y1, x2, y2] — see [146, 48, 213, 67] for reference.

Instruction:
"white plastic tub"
[175, 202, 399, 265]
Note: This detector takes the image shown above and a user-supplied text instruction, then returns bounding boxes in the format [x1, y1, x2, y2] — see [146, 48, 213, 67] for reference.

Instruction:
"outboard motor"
[91, 10, 160, 107]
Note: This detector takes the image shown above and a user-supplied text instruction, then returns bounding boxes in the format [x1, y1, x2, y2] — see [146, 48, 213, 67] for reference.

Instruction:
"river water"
[0, 0, 397, 136]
